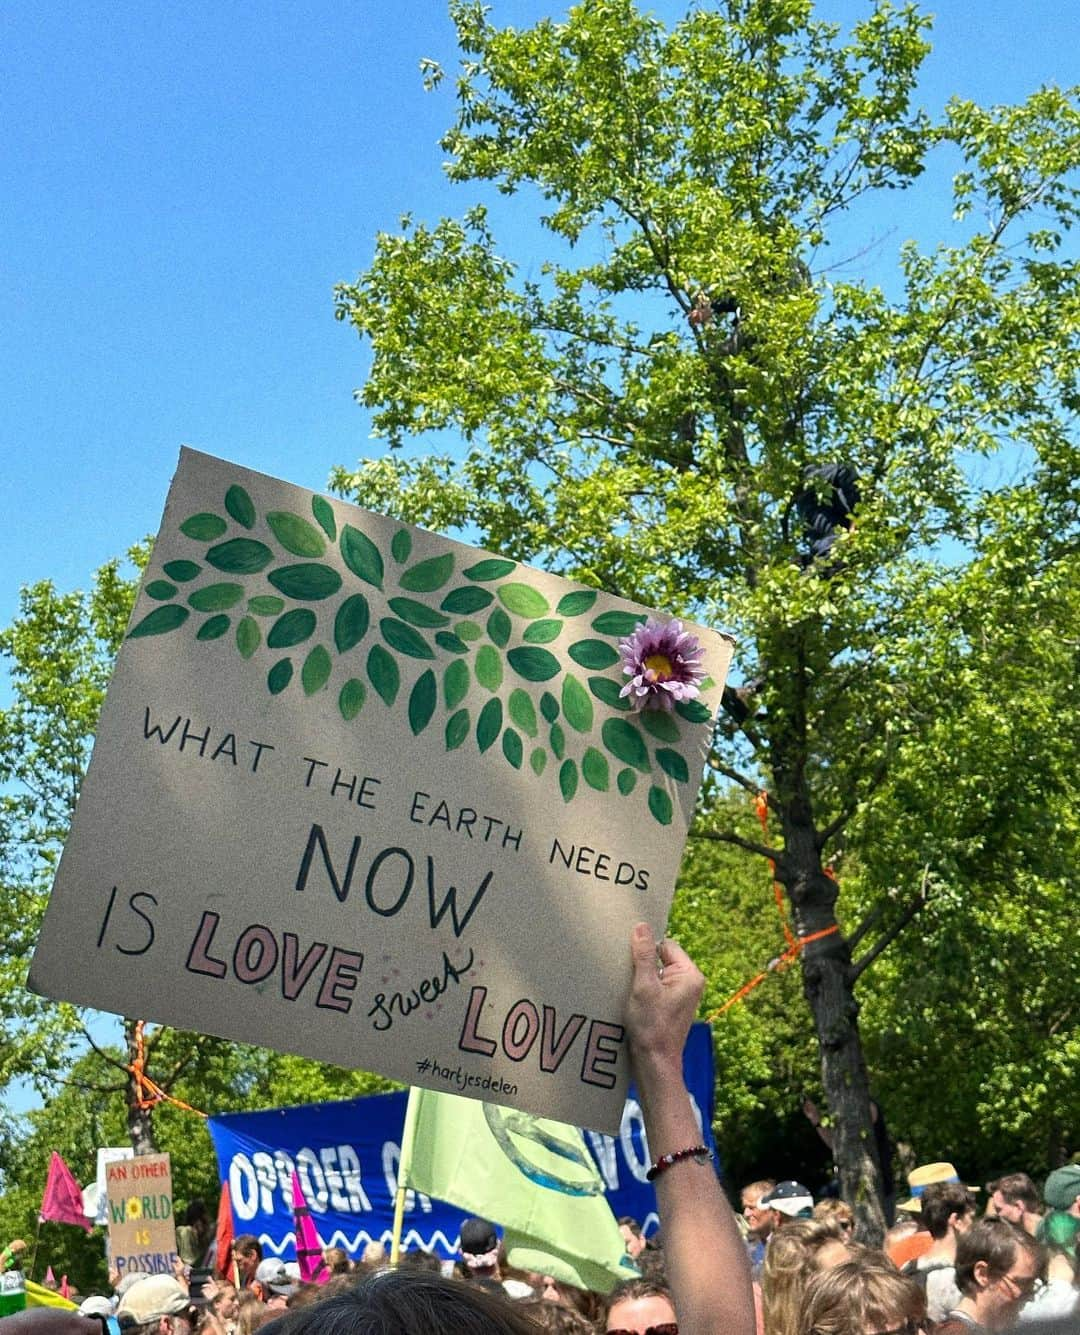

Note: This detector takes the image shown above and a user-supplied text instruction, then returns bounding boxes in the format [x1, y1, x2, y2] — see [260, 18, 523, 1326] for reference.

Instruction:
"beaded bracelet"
[646, 1144, 714, 1181]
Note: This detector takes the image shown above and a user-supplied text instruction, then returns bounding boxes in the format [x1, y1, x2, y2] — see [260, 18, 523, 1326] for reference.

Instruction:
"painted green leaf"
[648, 785, 674, 825]
[180, 512, 227, 540]
[268, 608, 317, 649]
[502, 728, 523, 769]
[507, 646, 561, 681]
[388, 596, 449, 628]
[540, 691, 559, 723]
[236, 616, 260, 659]
[146, 580, 177, 601]
[408, 669, 437, 735]
[312, 494, 337, 541]
[163, 560, 200, 582]
[642, 711, 681, 742]
[465, 558, 516, 581]
[341, 524, 384, 589]
[476, 697, 503, 753]
[206, 538, 274, 574]
[561, 674, 593, 733]
[196, 614, 230, 641]
[591, 610, 646, 636]
[302, 644, 332, 695]
[267, 510, 326, 557]
[339, 678, 366, 721]
[268, 564, 343, 601]
[248, 595, 285, 616]
[456, 619, 483, 640]
[435, 631, 469, 654]
[225, 484, 256, 529]
[617, 768, 638, 795]
[400, 553, 454, 592]
[497, 583, 549, 618]
[656, 748, 690, 783]
[550, 721, 566, 760]
[268, 658, 293, 694]
[189, 582, 245, 612]
[368, 643, 399, 705]
[334, 594, 370, 653]
[475, 644, 503, 690]
[440, 586, 493, 614]
[568, 639, 619, 669]
[589, 676, 631, 710]
[675, 699, 713, 724]
[391, 527, 412, 562]
[582, 747, 610, 791]
[530, 747, 547, 776]
[487, 607, 511, 647]
[381, 617, 434, 660]
[556, 589, 598, 616]
[559, 759, 579, 802]
[523, 618, 562, 643]
[602, 717, 650, 772]
[445, 708, 470, 750]
[508, 688, 538, 737]
[444, 658, 469, 709]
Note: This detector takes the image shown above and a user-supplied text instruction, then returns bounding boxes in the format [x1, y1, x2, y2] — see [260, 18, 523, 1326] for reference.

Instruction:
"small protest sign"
[105, 1153, 178, 1279]
[29, 449, 734, 1131]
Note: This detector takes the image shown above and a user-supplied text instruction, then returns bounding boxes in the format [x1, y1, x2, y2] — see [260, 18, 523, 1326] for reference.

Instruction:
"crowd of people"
[2, 928, 1077, 1335]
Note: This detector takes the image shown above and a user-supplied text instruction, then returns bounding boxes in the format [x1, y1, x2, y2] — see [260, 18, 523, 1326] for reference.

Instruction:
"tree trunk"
[124, 1019, 157, 1155]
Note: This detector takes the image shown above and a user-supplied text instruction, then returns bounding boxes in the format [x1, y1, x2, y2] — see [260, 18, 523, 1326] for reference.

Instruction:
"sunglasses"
[607, 1326, 678, 1335]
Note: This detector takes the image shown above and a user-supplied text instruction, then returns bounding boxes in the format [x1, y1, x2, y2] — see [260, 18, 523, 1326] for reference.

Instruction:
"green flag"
[398, 1087, 637, 1293]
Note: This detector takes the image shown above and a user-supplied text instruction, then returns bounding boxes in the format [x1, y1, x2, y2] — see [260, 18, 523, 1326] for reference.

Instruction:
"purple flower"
[618, 617, 705, 712]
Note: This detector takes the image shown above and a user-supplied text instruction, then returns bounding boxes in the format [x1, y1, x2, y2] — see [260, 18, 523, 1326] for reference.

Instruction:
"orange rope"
[128, 1020, 208, 1119]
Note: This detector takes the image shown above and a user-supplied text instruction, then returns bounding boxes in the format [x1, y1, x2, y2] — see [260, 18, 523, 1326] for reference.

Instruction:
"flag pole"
[390, 1087, 422, 1265]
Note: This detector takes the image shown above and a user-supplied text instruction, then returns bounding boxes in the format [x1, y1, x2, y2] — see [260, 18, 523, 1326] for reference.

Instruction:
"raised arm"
[626, 922, 755, 1335]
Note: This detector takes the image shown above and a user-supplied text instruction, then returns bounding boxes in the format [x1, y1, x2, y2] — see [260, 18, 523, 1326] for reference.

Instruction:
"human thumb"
[631, 921, 659, 976]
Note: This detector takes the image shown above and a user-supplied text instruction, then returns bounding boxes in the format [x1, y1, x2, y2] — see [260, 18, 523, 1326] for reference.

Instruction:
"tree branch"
[850, 866, 931, 983]
[706, 757, 765, 802]
[77, 1021, 131, 1077]
[847, 900, 886, 953]
[689, 827, 784, 862]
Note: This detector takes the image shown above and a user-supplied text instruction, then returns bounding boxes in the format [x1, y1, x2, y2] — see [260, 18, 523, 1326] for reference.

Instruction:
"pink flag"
[44, 1267, 56, 1287]
[290, 1171, 329, 1284]
[60, 1276, 71, 1300]
[40, 1152, 93, 1233]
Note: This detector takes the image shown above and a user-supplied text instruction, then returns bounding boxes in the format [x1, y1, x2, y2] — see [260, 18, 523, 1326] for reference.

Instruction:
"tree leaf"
[530, 747, 547, 776]
[502, 728, 523, 769]
[591, 610, 646, 636]
[441, 586, 494, 614]
[248, 595, 285, 616]
[446, 708, 470, 750]
[268, 564, 343, 600]
[549, 721, 566, 760]
[340, 524, 384, 589]
[268, 608, 317, 649]
[268, 658, 293, 694]
[642, 711, 681, 742]
[508, 688, 538, 736]
[559, 758, 578, 802]
[400, 553, 454, 591]
[656, 748, 690, 782]
[312, 494, 337, 540]
[435, 631, 469, 653]
[648, 785, 674, 825]
[465, 558, 516, 581]
[196, 614, 230, 640]
[444, 658, 469, 709]
[368, 643, 399, 705]
[589, 676, 631, 710]
[388, 596, 450, 627]
[180, 512, 227, 540]
[391, 527, 412, 562]
[561, 674, 593, 732]
[225, 484, 256, 529]
[617, 768, 637, 796]
[408, 669, 438, 734]
[675, 699, 713, 724]
[582, 747, 610, 791]
[145, 580, 177, 601]
[602, 717, 649, 772]
[334, 594, 371, 652]
[163, 560, 201, 582]
[507, 646, 561, 681]
[568, 639, 620, 669]
[381, 617, 434, 659]
[236, 615, 261, 659]
[128, 608, 189, 638]
[497, 582, 550, 617]
[267, 510, 326, 557]
[475, 644, 503, 690]
[476, 697, 503, 752]
[540, 691, 559, 722]
[206, 538, 274, 573]
[487, 607, 512, 647]
[523, 618, 563, 643]
[456, 620, 483, 640]
[302, 644, 332, 694]
[189, 582, 245, 612]
[556, 590, 598, 616]
[339, 678, 366, 720]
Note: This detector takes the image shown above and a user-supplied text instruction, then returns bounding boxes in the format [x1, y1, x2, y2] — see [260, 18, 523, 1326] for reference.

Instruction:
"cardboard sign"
[105, 1153, 178, 1278]
[29, 449, 733, 1131]
[83, 1147, 135, 1225]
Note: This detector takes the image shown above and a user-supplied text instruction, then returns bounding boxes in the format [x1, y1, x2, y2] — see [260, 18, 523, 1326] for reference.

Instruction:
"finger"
[631, 920, 658, 968]
[657, 935, 693, 969]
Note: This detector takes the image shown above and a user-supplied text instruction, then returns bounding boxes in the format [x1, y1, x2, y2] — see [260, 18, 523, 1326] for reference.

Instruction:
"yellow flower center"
[126, 1198, 143, 1220]
[643, 652, 674, 679]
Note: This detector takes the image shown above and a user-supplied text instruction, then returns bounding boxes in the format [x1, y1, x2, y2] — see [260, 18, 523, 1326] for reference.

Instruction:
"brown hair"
[801, 1255, 925, 1335]
[813, 1200, 854, 1230]
[954, 1219, 1044, 1298]
[762, 1219, 847, 1335]
[920, 1182, 977, 1240]
[989, 1173, 1042, 1214]
[605, 1277, 674, 1324]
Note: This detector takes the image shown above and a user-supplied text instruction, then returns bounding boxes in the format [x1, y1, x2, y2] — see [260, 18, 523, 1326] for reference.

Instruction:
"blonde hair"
[813, 1200, 854, 1229]
[800, 1256, 925, 1335]
[762, 1219, 848, 1335]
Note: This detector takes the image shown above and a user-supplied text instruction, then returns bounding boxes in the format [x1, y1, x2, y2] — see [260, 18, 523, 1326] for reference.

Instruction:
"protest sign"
[105, 1153, 178, 1279]
[82, 1147, 135, 1225]
[29, 449, 733, 1130]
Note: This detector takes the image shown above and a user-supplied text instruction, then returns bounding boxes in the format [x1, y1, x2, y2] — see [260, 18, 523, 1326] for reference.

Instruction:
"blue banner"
[208, 1022, 714, 1260]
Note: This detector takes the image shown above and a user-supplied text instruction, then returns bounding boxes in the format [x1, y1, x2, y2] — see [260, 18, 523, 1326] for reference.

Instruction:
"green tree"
[332, 0, 1080, 1233]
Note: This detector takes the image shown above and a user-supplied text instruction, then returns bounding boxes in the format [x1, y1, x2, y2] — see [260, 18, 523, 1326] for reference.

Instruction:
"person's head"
[253, 1260, 296, 1310]
[460, 1217, 501, 1278]
[183, 1198, 210, 1234]
[800, 1255, 926, 1335]
[954, 1218, 1045, 1329]
[920, 1181, 977, 1241]
[116, 1274, 199, 1335]
[0, 1313, 105, 1335]
[236, 1300, 271, 1335]
[233, 1235, 263, 1283]
[605, 1278, 677, 1335]
[742, 1179, 778, 1240]
[211, 1282, 240, 1321]
[322, 1246, 352, 1275]
[988, 1173, 1042, 1225]
[813, 1199, 855, 1240]
[897, 1162, 976, 1216]
[762, 1220, 849, 1335]
[618, 1216, 648, 1261]
[516, 1297, 596, 1334]
[761, 1181, 815, 1231]
[1044, 1165, 1080, 1219]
